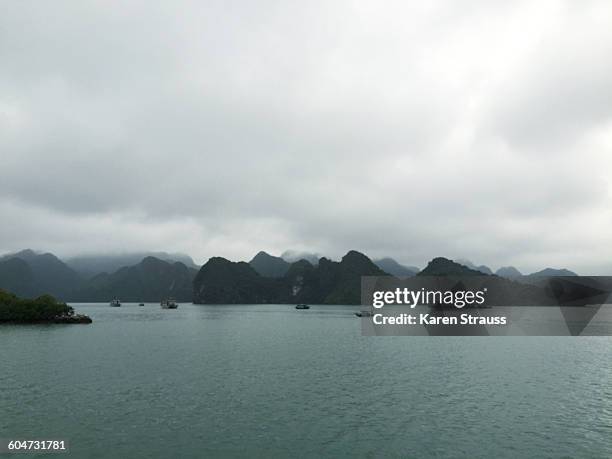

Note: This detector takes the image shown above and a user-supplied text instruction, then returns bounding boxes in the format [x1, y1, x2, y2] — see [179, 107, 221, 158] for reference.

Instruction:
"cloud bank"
[1, 0, 612, 273]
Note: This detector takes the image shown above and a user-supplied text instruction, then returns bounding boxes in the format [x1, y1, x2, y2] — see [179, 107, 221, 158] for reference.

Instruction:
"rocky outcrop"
[52, 314, 93, 324]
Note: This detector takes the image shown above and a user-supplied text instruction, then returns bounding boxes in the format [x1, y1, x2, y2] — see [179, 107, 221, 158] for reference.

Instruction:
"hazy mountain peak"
[341, 250, 369, 262]
[249, 251, 290, 277]
[281, 250, 320, 265]
[251, 251, 274, 260]
[495, 266, 523, 278]
[65, 251, 198, 278]
[529, 268, 578, 277]
[0, 249, 80, 300]
[374, 257, 418, 277]
[455, 259, 493, 275]
[419, 257, 485, 276]
[1, 248, 37, 261]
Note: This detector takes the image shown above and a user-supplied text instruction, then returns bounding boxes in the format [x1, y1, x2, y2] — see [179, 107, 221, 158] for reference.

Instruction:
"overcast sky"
[1, 0, 612, 273]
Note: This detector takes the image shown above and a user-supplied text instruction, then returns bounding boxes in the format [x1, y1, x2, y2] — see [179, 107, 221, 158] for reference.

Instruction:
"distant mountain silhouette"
[0, 249, 81, 299]
[65, 251, 198, 278]
[249, 251, 291, 277]
[495, 266, 523, 278]
[529, 268, 578, 277]
[0, 248, 586, 304]
[195, 250, 387, 304]
[0, 250, 198, 301]
[373, 258, 418, 277]
[419, 257, 484, 276]
[0, 257, 37, 298]
[456, 259, 493, 275]
[415, 257, 598, 308]
[71, 256, 197, 302]
[280, 250, 320, 265]
[312, 251, 388, 304]
[194, 257, 278, 303]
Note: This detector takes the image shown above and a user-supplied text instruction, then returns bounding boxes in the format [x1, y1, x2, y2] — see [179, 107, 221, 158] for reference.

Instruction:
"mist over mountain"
[373, 258, 418, 277]
[414, 258, 597, 308]
[0, 249, 81, 299]
[0, 247, 585, 303]
[280, 250, 320, 266]
[0, 250, 196, 302]
[495, 266, 523, 278]
[455, 259, 493, 275]
[65, 252, 198, 278]
[0, 258, 36, 298]
[528, 268, 578, 277]
[71, 257, 197, 302]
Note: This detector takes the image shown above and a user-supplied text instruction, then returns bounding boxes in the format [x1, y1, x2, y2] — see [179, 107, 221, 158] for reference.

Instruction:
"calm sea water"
[1, 303, 612, 458]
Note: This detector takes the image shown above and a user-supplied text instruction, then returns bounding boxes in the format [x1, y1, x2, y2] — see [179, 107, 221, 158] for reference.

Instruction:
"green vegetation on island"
[0, 289, 91, 324]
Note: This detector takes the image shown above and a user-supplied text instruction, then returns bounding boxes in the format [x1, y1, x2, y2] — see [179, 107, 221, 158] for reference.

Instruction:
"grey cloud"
[1, 0, 612, 275]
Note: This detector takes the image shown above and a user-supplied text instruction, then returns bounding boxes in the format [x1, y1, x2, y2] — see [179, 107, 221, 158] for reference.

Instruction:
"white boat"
[161, 298, 178, 309]
[110, 299, 121, 307]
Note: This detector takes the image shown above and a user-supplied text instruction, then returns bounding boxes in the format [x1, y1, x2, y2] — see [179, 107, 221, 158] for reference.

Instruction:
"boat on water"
[161, 298, 178, 309]
[355, 310, 374, 317]
[295, 304, 310, 309]
[110, 299, 121, 307]
[139, 303, 145, 306]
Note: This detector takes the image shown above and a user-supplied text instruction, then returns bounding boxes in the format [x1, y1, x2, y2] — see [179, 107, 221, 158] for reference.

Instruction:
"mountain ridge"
[0, 248, 585, 303]
[194, 250, 386, 304]
[71, 256, 197, 302]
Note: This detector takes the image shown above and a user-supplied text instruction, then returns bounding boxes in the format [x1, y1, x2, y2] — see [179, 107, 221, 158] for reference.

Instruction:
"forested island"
[0, 289, 91, 324]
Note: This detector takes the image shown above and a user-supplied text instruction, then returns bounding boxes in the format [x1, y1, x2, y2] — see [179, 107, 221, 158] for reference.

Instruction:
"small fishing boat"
[295, 304, 310, 310]
[110, 299, 121, 307]
[355, 310, 374, 317]
[139, 303, 145, 306]
[161, 298, 178, 309]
